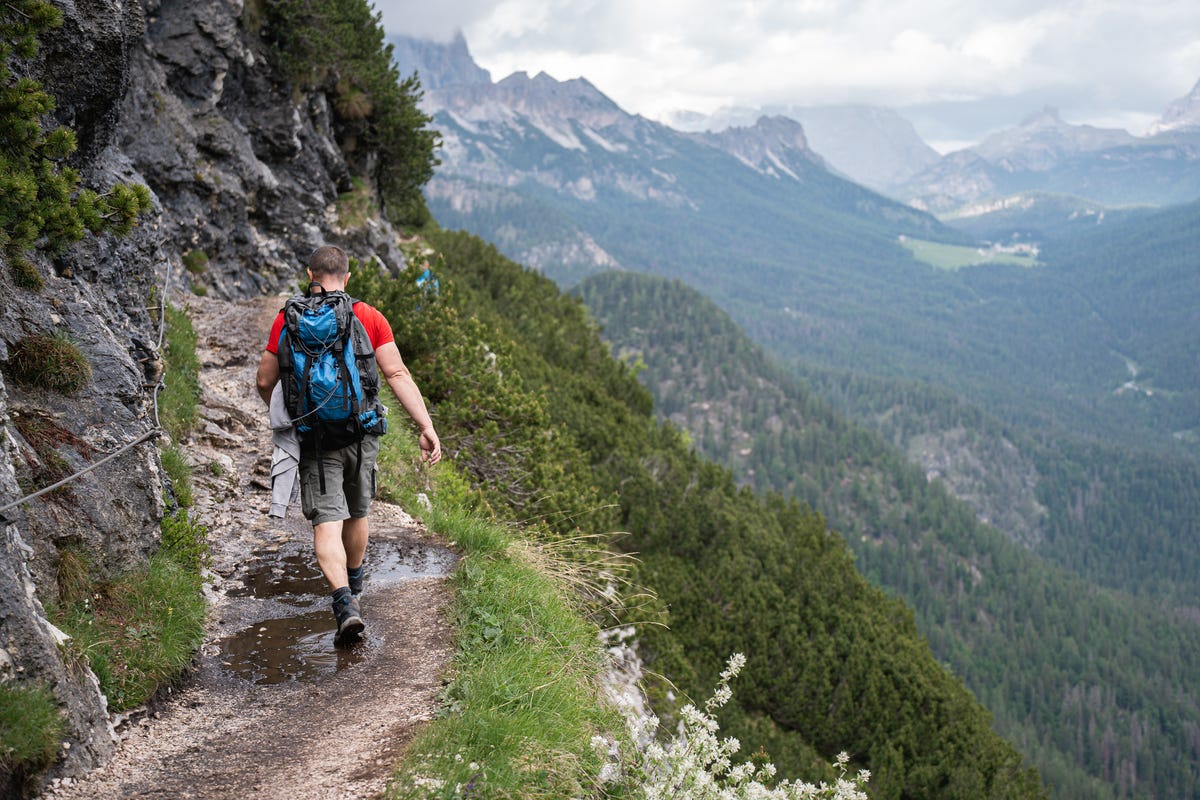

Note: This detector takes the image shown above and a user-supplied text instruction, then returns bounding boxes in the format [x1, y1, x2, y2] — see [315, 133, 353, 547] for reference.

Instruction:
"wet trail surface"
[43, 296, 454, 800]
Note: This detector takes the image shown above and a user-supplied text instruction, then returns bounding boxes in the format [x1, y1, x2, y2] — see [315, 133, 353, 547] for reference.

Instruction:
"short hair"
[308, 245, 349, 278]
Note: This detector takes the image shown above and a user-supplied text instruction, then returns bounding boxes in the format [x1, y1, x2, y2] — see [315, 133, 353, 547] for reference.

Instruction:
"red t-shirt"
[265, 301, 394, 354]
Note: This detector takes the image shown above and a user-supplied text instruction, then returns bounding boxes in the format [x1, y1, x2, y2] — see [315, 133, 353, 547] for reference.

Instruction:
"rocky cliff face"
[1, 0, 406, 788]
[693, 115, 826, 181]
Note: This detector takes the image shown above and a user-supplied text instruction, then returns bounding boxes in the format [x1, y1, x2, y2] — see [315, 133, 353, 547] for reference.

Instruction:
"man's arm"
[374, 341, 441, 464]
[256, 350, 280, 407]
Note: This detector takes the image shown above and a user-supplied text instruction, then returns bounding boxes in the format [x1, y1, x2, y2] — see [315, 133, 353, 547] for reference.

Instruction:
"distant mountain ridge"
[390, 32, 953, 290]
[667, 104, 941, 191]
[903, 100, 1200, 212]
[692, 115, 827, 179]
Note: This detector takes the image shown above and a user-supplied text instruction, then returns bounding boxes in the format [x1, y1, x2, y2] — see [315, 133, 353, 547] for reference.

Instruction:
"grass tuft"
[159, 445, 193, 508]
[10, 256, 44, 291]
[159, 304, 200, 440]
[0, 684, 64, 777]
[4, 332, 91, 394]
[181, 249, 209, 274]
[55, 546, 91, 606]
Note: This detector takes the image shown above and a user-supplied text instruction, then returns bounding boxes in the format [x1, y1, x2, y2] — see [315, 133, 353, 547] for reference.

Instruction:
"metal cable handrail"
[0, 259, 173, 522]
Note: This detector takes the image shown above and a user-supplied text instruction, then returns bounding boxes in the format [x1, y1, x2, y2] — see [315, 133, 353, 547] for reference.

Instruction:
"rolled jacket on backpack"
[268, 384, 300, 519]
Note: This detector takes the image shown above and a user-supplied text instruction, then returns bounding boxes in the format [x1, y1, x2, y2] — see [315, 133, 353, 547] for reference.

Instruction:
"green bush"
[181, 249, 209, 274]
[0, 684, 64, 779]
[0, 0, 152, 267]
[4, 332, 91, 395]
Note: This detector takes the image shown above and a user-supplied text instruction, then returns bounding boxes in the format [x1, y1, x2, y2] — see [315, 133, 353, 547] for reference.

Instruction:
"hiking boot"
[348, 567, 365, 597]
[332, 595, 364, 646]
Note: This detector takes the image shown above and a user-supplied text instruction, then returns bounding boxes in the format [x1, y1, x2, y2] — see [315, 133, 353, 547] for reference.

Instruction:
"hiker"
[255, 244, 441, 645]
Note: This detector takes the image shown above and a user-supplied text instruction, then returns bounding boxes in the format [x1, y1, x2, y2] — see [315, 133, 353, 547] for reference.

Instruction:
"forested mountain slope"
[368, 230, 1049, 800]
[791, 367, 1200, 606]
[577, 270, 1200, 800]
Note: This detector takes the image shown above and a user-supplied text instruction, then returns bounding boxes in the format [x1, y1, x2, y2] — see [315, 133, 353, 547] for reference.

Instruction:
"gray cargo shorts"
[299, 435, 381, 526]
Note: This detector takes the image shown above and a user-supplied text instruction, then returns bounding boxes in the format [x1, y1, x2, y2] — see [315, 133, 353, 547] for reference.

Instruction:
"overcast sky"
[371, 0, 1200, 151]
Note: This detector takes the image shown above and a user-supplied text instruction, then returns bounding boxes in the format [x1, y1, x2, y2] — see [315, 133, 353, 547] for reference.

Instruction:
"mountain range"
[392, 32, 1197, 455]
[674, 90, 1200, 222]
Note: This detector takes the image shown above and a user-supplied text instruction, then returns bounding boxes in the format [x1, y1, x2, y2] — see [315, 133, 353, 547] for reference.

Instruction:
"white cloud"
[373, 0, 1200, 141]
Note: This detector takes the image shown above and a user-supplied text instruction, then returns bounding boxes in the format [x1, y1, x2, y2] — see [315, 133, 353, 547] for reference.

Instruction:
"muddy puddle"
[218, 537, 456, 685]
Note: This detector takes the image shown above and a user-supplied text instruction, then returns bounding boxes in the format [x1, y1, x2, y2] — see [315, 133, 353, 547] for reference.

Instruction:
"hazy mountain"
[389, 31, 491, 90]
[942, 192, 1151, 243]
[667, 103, 941, 191]
[972, 106, 1136, 169]
[902, 102, 1200, 211]
[1148, 77, 1200, 135]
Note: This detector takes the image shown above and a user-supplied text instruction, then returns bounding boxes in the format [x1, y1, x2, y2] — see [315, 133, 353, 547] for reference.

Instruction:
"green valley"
[577, 271, 1200, 800]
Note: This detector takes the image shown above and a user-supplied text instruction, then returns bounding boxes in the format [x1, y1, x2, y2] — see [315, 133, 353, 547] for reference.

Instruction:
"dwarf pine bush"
[609, 654, 871, 800]
[0, 0, 152, 282]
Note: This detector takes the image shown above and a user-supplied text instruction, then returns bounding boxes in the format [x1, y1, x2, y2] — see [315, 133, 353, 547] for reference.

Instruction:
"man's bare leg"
[313, 519, 349, 591]
[343, 516, 368, 571]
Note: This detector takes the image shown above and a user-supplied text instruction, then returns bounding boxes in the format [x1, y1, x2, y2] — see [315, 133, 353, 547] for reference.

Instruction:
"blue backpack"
[276, 285, 388, 463]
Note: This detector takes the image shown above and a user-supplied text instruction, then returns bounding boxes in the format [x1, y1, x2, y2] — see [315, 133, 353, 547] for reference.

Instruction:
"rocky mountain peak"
[1149, 78, 1200, 135]
[694, 115, 824, 180]
[491, 71, 622, 120]
[390, 31, 491, 91]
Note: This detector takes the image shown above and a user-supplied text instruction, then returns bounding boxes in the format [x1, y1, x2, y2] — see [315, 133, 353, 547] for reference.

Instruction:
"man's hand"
[419, 428, 442, 465]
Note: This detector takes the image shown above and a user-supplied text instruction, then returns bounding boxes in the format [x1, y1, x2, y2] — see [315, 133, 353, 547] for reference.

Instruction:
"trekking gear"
[276, 284, 387, 493]
[332, 592, 364, 646]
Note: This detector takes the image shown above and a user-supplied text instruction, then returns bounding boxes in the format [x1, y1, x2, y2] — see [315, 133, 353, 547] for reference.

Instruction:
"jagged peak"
[390, 31, 491, 91]
[1149, 77, 1200, 135]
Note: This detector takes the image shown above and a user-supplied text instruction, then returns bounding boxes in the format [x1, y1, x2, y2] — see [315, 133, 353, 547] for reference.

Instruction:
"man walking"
[256, 245, 441, 644]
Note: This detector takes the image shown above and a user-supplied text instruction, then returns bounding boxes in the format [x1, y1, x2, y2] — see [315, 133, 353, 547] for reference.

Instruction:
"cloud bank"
[372, 0, 1200, 144]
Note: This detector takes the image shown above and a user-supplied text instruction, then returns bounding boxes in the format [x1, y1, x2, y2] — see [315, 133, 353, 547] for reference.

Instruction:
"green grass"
[900, 237, 1040, 270]
[386, 505, 620, 799]
[0, 683, 64, 777]
[159, 303, 200, 508]
[51, 512, 207, 712]
[159, 445, 193, 508]
[375, 424, 624, 798]
[160, 304, 200, 441]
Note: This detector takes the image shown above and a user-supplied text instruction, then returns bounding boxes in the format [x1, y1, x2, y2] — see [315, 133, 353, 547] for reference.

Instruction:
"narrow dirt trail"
[43, 295, 454, 800]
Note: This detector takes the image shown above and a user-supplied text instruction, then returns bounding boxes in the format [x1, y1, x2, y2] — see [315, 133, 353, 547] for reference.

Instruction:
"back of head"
[309, 245, 349, 280]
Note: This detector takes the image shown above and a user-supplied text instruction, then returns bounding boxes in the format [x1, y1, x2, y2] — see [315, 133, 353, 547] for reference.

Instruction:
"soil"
[41, 295, 455, 800]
